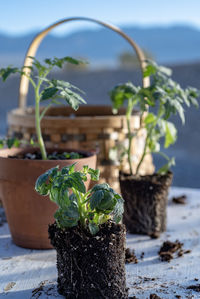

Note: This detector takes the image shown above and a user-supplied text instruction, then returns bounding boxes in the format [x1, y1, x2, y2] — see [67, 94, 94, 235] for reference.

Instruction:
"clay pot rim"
[0, 147, 97, 162]
[119, 170, 173, 181]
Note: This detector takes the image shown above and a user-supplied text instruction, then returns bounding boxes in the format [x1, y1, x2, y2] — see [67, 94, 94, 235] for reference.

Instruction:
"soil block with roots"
[120, 171, 173, 236]
[48, 221, 128, 299]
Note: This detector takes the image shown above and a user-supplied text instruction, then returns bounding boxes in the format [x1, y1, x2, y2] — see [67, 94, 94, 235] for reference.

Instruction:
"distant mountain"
[0, 25, 200, 67]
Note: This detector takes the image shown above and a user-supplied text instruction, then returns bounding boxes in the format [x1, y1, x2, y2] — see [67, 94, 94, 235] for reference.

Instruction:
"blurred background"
[0, 0, 199, 187]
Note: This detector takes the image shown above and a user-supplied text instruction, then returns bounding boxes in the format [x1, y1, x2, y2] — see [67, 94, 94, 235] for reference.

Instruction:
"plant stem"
[35, 82, 47, 160]
[126, 99, 134, 175]
[135, 127, 152, 175]
[74, 189, 85, 227]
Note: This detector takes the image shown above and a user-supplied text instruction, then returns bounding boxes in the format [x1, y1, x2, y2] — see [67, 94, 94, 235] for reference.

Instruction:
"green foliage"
[0, 56, 87, 160]
[0, 137, 25, 149]
[110, 60, 200, 175]
[35, 165, 124, 234]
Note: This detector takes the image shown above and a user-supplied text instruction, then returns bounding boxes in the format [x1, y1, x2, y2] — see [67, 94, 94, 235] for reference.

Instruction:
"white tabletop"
[0, 187, 200, 299]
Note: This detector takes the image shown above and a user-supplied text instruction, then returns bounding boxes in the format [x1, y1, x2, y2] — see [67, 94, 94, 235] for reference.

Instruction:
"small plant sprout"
[110, 60, 200, 176]
[35, 164, 124, 235]
[0, 56, 86, 160]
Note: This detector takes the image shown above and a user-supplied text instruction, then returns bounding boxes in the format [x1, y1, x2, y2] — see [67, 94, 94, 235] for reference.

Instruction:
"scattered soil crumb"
[4, 282, 16, 292]
[150, 294, 162, 299]
[158, 240, 191, 262]
[149, 231, 160, 239]
[172, 194, 187, 204]
[32, 280, 47, 298]
[129, 296, 139, 299]
[187, 284, 200, 292]
[175, 295, 181, 298]
[125, 248, 138, 264]
[194, 278, 199, 281]
[140, 252, 145, 259]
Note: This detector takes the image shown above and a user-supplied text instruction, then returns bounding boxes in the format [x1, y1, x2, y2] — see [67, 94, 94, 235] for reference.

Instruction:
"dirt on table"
[125, 248, 138, 264]
[172, 195, 187, 204]
[158, 240, 191, 262]
[150, 294, 162, 299]
[187, 284, 200, 292]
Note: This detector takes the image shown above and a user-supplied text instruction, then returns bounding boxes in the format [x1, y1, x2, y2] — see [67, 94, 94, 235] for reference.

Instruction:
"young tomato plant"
[35, 164, 124, 235]
[110, 60, 199, 175]
[0, 56, 86, 160]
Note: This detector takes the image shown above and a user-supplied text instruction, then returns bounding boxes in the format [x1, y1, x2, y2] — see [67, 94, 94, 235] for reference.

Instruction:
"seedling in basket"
[35, 164, 124, 234]
[0, 56, 86, 159]
[110, 60, 200, 175]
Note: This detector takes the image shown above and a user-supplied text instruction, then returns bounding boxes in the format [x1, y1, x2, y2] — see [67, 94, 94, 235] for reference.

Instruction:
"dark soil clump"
[9, 150, 85, 160]
[150, 294, 162, 299]
[158, 240, 191, 262]
[172, 194, 187, 204]
[120, 171, 173, 235]
[125, 248, 138, 264]
[48, 221, 128, 299]
[187, 284, 200, 292]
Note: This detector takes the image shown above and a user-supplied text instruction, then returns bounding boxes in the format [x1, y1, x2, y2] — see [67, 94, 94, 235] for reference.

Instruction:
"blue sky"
[1, 0, 200, 35]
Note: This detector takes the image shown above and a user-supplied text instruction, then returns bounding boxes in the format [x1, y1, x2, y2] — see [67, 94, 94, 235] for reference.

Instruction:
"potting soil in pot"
[120, 172, 173, 237]
[48, 221, 128, 299]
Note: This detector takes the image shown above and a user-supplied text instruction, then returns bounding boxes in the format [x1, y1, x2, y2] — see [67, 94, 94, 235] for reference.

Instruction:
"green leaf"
[91, 183, 110, 192]
[112, 195, 124, 223]
[88, 222, 99, 235]
[90, 189, 116, 212]
[69, 172, 86, 193]
[6, 138, 20, 148]
[164, 122, 177, 148]
[90, 190, 104, 210]
[88, 168, 100, 181]
[41, 87, 58, 100]
[35, 173, 50, 195]
[0, 67, 19, 81]
[54, 204, 79, 228]
[144, 113, 156, 125]
[35, 166, 59, 195]
[157, 157, 175, 175]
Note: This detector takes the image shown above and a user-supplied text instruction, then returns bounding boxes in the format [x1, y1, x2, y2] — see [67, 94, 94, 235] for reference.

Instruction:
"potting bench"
[0, 187, 200, 298]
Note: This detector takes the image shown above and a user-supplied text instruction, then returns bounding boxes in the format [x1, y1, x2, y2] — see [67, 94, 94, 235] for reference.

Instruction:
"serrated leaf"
[164, 122, 177, 148]
[88, 168, 100, 181]
[0, 67, 19, 81]
[91, 183, 110, 192]
[90, 190, 104, 210]
[41, 87, 58, 100]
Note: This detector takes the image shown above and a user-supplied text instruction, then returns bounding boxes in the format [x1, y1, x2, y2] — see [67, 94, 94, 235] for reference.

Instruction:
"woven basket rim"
[8, 105, 140, 120]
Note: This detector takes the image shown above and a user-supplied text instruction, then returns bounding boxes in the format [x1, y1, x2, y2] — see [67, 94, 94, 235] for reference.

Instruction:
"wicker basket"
[7, 17, 154, 191]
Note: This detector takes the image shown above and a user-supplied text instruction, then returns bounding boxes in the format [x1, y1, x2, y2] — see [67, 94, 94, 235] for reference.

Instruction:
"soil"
[8, 150, 86, 160]
[125, 248, 138, 264]
[48, 221, 128, 299]
[120, 171, 173, 235]
[172, 195, 187, 204]
[158, 240, 191, 262]
[150, 294, 162, 299]
[187, 284, 200, 292]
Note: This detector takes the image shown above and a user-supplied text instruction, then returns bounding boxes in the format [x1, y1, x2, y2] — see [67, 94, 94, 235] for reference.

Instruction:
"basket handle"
[18, 17, 150, 109]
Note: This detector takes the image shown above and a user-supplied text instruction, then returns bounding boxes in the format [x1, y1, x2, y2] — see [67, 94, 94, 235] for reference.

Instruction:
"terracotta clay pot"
[0, 147, 96, 249]
[119, 171, 173, 237]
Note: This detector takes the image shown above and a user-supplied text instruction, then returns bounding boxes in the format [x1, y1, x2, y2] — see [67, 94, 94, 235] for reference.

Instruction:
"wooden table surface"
[0, 187, 200, 299]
